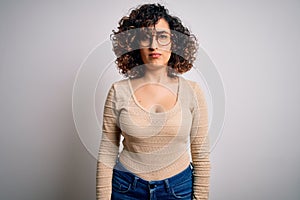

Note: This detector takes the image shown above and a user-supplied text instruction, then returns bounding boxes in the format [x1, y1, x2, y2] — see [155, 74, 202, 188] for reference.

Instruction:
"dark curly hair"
[111, 3, 198, 78]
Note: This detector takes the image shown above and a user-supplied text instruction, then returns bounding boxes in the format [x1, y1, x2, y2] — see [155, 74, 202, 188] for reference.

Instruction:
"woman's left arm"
[190, 82, 211, 200]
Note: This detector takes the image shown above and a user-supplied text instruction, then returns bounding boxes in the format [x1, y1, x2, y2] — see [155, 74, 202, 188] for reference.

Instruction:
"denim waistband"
[113, 160, 193, 187]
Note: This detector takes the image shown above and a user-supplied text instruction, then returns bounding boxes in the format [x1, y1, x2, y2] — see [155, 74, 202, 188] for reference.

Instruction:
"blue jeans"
[111, 161, 194, 200]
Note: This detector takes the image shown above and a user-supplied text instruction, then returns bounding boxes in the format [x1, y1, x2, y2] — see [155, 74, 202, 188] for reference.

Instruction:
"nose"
[149, 35, 159, 50]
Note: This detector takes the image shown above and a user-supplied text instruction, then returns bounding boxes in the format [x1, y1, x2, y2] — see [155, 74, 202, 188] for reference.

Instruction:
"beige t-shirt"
[97, 76, 210, 199]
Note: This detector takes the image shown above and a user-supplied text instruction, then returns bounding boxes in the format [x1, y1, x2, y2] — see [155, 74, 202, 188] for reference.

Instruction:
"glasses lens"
[139, 29, 151, 47]
[157, 33, 171, 46]
[139, 29, 171, 47]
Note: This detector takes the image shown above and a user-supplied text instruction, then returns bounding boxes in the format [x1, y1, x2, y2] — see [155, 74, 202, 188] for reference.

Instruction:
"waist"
[117, 152, 191, 181]
[113, 159, 193, 185]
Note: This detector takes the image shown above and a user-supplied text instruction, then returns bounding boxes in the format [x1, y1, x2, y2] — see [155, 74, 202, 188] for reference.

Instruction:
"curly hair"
[111, 3, 198, 78]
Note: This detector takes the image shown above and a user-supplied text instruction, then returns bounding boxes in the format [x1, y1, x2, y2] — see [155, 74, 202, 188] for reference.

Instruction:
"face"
[139, 18, 172, 67]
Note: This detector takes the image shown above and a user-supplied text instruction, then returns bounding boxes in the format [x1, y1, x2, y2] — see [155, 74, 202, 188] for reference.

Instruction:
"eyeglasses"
[139, 30, 172, 47]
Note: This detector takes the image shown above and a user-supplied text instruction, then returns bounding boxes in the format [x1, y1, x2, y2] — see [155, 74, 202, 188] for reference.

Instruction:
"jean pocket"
[170, 177, 193, 199]
[112, 170, 132, 193]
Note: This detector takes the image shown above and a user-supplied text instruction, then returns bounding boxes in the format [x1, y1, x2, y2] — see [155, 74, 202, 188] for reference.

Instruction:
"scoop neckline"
[127, 76, 181, 115]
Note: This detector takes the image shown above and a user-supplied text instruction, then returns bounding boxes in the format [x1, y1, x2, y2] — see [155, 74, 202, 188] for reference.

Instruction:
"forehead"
[146, 18, 171, 33]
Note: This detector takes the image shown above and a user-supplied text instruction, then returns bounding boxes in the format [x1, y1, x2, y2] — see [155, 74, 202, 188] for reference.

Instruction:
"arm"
[190, 82, 211, 200]
[96, 84, 121, 200]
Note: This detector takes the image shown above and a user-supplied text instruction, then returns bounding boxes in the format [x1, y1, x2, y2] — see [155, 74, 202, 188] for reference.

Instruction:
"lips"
[149, 53, 161, 58]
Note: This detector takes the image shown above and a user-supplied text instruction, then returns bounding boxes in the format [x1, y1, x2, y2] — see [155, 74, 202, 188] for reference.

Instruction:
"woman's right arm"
[96, 84, 121, 200]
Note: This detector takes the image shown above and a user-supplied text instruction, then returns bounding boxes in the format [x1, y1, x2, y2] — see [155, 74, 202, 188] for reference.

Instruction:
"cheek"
[140, 49, 147, 60]
[163, 47, 172, 59]
[165, 52, 172, 63]
[162, 44, 172, 55]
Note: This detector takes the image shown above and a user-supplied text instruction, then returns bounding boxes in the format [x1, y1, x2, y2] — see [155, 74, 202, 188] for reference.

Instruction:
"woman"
[97, 3, 210, 200]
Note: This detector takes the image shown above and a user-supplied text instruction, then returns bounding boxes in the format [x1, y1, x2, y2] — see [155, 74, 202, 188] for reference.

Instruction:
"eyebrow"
[156, 30, 170, 34]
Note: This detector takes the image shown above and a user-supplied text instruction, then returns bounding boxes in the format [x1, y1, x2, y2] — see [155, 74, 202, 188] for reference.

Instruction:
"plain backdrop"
[1, 0, 300, 200]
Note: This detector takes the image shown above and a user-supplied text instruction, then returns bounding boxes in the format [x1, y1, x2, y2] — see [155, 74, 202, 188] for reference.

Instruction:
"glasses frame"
[138, 29, 172, 47]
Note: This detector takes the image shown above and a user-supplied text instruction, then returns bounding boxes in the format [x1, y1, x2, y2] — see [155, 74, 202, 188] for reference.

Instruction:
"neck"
[142, 64, 171, 83]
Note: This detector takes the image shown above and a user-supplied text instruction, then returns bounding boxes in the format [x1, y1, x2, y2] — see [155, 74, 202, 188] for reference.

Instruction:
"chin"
[146, 63, 167, 67]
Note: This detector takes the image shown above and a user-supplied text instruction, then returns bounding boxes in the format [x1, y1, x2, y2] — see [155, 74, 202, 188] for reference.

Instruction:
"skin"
[139, 18, 172, 69]
[130, 18, 179, 113]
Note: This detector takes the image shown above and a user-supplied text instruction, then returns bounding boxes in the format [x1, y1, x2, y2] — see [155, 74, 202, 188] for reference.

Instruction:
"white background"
[1, 0, 299, 199]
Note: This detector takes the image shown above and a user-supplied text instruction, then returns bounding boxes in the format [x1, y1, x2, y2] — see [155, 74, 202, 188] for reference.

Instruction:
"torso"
[129, 76, 179, 113]
[117, 76, 196, 181]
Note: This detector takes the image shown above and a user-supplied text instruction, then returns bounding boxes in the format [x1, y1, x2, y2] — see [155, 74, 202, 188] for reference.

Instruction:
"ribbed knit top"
[96, 76, 210, 199]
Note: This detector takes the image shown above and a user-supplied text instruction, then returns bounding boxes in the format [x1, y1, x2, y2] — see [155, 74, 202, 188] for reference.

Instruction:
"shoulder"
[108, 78, 130, 92]
[110, 78, 128, 87]
[180, 76, 204, 94]
[180, 77, 206, 111]
[108, 78, 131, 100]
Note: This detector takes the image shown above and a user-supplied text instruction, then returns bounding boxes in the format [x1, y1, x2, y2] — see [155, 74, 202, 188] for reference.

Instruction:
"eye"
[158, 34, 170, 41]
[139, 34, 149, 42]
[143, 34, 151, 39]
[159, 34, 168, 39]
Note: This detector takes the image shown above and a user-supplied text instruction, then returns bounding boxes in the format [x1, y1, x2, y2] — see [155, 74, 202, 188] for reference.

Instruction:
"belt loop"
[164, 179, 170, 193]
[132, 177, 139, 190]
[190, 162, 195, 173]
[190, 162, 194, 169]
